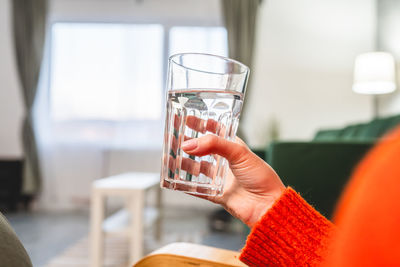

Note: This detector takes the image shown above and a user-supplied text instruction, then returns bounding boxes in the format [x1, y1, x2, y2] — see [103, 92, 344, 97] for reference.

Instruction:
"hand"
[182, 134, 285, 228]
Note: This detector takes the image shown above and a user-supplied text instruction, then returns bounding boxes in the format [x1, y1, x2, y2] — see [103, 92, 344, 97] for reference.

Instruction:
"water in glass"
[161, 89, 243, 196]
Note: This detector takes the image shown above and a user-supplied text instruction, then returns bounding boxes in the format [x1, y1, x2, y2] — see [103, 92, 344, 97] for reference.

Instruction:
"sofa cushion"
[381, 115, 400, 136]
[313, 129, 343, 141]
[339, 124, 364, 140]
[314, 114, 400, 142]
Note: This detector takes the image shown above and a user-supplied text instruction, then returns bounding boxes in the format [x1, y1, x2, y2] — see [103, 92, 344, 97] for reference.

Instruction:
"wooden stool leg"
[155, 187, 163, 241]
[90, 190, 105, 267]
[129, 191, 144, 265]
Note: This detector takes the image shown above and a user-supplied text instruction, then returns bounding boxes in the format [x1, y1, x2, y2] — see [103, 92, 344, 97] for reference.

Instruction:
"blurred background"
[1, 0, 400, 266]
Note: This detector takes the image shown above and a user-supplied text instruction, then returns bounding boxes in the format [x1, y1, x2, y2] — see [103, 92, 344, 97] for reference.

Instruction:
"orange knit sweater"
[240, 126, 400, 266]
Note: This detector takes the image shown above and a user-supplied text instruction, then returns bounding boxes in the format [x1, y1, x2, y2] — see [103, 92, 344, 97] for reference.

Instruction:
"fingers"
[171, 115, 227, 154]
[167, 114, 232, 181]
[186, 115, 219, 134]
[169, 114, 223, 157]
[182, 135, 249, 165]
[168, 155, 215, 179]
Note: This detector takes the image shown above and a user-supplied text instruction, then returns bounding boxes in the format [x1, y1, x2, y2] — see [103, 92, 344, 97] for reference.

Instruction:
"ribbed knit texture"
[323, 127, 400, 267]
[239, 187, 335, 267]
[239, 126, 400, 266]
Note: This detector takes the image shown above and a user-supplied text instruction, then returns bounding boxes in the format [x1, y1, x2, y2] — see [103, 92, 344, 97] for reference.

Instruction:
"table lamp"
[352, 52, 397, 118]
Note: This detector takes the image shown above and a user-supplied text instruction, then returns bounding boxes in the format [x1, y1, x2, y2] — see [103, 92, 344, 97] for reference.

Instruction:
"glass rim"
[169, 52, 250, 76]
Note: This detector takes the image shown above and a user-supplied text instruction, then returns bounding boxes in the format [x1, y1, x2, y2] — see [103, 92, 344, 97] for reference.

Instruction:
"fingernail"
[182, 139, 198, 151]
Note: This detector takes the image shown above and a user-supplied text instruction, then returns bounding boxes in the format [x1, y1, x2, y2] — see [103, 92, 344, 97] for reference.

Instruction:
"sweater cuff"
[239, 187, 335, 267]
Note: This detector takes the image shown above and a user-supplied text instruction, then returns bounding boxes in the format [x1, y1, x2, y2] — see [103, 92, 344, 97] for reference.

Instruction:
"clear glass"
[160, 53, 249, 196]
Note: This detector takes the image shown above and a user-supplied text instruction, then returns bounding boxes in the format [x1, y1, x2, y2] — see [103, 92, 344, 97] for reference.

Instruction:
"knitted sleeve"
[239, 187, 335, 267]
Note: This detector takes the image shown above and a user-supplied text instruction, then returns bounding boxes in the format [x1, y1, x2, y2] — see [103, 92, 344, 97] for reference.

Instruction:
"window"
[48, 22, 227, 146]
[50, 23, 227, 123]
[50, 23, 164, 121]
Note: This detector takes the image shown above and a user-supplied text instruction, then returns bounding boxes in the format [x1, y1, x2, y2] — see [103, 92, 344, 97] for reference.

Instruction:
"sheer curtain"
[12, 0, 48, 195]
[221, 0, 263, 140]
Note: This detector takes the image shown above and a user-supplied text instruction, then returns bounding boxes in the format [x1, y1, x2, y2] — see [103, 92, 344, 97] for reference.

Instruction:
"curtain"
[222, 0, 262, 140]
[12, 0, 48, 195]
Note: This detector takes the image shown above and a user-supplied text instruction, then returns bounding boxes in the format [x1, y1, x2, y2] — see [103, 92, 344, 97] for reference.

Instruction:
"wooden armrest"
[134, 242, 247, 267]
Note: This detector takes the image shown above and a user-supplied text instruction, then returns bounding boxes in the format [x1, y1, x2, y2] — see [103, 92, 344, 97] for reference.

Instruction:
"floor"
[6, 208, 247, 267]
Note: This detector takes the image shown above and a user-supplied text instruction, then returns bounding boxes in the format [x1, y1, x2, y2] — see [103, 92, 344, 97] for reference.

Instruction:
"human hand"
[181, 121, 285, 228]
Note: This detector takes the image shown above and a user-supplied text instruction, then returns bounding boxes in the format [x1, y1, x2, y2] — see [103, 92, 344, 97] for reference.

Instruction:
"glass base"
[160, 178, 223, 197]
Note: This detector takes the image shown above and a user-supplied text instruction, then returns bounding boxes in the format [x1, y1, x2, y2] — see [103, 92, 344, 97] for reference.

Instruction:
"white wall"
[0, 0, 24, 158]
[242, 0, 376, 147]
[377, 0, 400, 116]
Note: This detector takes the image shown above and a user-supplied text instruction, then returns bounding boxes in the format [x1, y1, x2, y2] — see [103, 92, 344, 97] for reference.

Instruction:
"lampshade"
[352, 52, 396, 94]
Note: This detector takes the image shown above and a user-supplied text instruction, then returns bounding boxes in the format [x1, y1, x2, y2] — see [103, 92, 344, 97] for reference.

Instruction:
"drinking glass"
[160, 53, 249, 196]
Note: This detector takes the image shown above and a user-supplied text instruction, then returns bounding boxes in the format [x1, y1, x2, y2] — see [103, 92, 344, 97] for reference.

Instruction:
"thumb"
[181, 135, 249, 165]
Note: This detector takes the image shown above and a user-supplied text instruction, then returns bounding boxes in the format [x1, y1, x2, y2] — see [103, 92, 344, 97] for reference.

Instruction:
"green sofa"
[255, 114, 400, 219]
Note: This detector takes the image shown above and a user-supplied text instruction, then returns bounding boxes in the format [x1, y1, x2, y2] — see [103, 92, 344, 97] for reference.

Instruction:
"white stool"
[90, 172, 162, 267]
